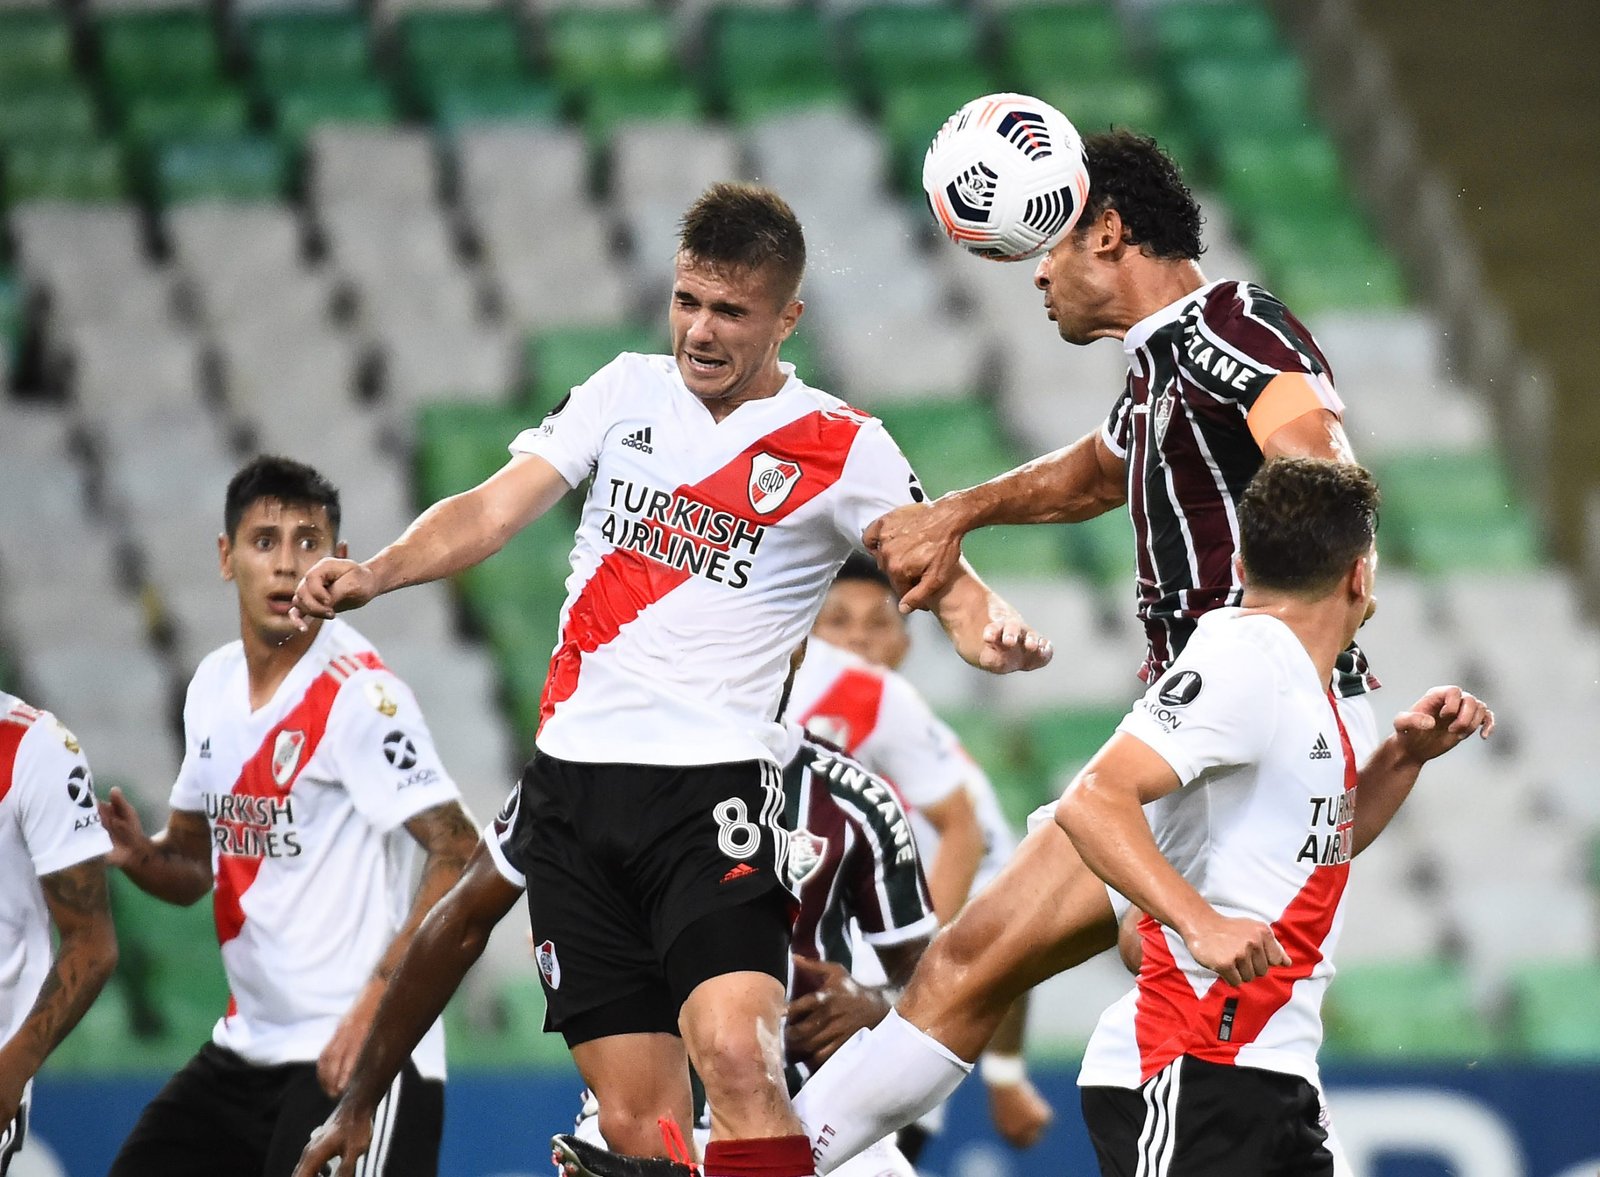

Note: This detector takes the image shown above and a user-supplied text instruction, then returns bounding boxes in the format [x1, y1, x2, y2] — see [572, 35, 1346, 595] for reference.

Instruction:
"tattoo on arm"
[13, 861, 118, 1068]
[372, 803, 479, 982]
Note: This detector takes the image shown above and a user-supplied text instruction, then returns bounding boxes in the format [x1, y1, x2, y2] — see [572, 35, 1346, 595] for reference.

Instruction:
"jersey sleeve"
[16, 718, 112, 877]
[1102, 381, 1134, 460]
[830, 418, 925, 548]
[855, 673, 971, 810]
[507, 354, 630, 488]
[1185, 283, 1343, 418]
[1116, 638, 1278, 787]
[482, 780, 527, 889]
[323, 671, 462, 834]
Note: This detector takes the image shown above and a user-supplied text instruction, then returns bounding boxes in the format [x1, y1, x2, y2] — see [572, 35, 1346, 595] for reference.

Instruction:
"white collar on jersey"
[1122, 279, 1227, 356]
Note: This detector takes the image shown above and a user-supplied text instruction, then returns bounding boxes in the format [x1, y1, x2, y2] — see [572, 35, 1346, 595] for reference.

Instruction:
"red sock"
[702, 1134, 815, 1177]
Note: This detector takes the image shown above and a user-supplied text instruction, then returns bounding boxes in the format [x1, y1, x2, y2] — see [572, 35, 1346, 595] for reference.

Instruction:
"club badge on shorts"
[749, 453, 803, 515]
[536, 939, 561, 989]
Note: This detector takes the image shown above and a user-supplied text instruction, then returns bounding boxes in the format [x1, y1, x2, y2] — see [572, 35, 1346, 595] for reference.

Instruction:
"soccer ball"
[922, 93, 1091, 262]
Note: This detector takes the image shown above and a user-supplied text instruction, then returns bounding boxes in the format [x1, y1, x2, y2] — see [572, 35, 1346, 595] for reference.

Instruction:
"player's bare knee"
[596, 1103, 673, 1157]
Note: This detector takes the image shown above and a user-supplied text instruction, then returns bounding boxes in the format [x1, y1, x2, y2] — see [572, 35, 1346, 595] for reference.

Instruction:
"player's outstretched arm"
[1057, 733, 1289, 987]
[291, 844, 523, 1177]
[98, 789, 213, 905]
[290, 453, 571, 628]
[0, 859, 118, 1125]
[1352, 686, 1494, 857]
[316, 801, 480, 1097]
[923, 562, 1052, 674]
[865, 431, 1126, 614]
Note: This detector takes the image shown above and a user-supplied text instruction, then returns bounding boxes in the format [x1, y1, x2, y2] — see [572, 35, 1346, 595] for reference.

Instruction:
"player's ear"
[779, 297, 804, 340]
[1098, 206, 1129, 257]
[1231, 553, 1246, 585]
[217, 532, 234, 581]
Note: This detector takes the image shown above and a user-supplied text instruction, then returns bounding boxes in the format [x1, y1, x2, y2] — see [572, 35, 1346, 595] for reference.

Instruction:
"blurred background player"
[1058, 457, 1493, 1174]
[570, 725, 938, 1175]
[796, 130, 1392, 1171]
[286, 184, 1049, 1177]
[804, 555, 1051, 1152]
[0, 696, 117, 1175]
[98, 456, 478, 1177]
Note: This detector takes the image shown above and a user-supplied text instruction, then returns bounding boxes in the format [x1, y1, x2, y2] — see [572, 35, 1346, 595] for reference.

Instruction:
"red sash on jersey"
[797, 668, 885, 757]
[213, 652, 383, 949]
[539, 409, 866, 733]
[0, 706, 43, 807]
[1130, 691, 1358, 1081]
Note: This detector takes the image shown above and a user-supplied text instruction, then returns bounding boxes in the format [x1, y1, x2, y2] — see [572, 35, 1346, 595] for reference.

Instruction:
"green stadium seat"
[1063, 504, 1136, 587]
[429, 79, 563, 130]
[97, 11, 222, 101]
[108, 873, 230, 1063]
[1148, 1, 1283, 66]
[878, 71, 1000, 191]
[1246, 209, 1408, 312]
[0, 271, 19, 360]
[522, 322, 665, 410]
[397, 10, 528, 110]
[1323, 960, 1500, 1060]
[3, 138, 127, 204]
[270, 80, 398, 145]
[446, 977, 570, 1070]
[1025, 706, 1127, 786]
[847, 5, 983, 97]
[0, 83, 99, 149]
[1402, 513, 1543, 574]
[416, 403, 532, 503]
[122, 87, 251, 152]
[583, 80, 702, 140]
[780, 327, 827, 390]
[997, 3, 1131, 90]
[39, 982, 159, 1075]
[724, 77, 853, 124]
[939, 709, 1038, 829]
[246, 11, 374, 95]
[1270, 254, 1408, 315]
[1033, 76, 1167, 140]
[546, 8, 679, 97]
[1374, 448, 1542, 573]
[962, 525, 1071, 579]
[154, 134, 290, 204]
[1509, 962, 1600, 1060]
[1215, 132, 1348, 221]
[707, 7, 839, 107]
[1171, 56, 1315, 147]
[871, 398, 1020, 499]
[0, 11, 76, 90]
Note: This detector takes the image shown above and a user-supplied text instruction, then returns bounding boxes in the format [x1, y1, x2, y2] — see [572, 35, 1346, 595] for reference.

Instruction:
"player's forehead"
[234, 496, 333, 535]
[822, 578, 901, 618]
[673, 251, 783, 309]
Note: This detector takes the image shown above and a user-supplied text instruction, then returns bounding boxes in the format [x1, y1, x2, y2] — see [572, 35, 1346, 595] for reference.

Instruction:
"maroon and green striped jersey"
[1102, 279, 1378, 698]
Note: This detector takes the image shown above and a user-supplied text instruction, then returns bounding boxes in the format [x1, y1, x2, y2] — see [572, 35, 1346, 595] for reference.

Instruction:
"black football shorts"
[1082, 1055, 1337, 1177]
[501, 751, 796, 1046]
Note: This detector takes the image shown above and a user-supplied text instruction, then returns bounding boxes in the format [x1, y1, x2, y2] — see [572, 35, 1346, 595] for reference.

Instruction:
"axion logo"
[382, 731, 418, 770]
[749, 452, 803, 515]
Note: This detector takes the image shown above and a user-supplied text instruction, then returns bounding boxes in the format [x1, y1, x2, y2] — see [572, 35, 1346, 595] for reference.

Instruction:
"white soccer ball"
[922, 92, 1091, 262]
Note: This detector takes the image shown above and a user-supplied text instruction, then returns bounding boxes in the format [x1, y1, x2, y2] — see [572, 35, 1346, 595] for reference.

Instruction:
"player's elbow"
[1054, 773, 1104, 847]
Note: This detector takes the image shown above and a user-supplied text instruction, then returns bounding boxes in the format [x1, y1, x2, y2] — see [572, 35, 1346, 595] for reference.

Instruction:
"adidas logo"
[1309, 734, 1333, 761]
[721, 862, 758, 884]
[199, 737, 212, 759]
[621, 426, 653, 454]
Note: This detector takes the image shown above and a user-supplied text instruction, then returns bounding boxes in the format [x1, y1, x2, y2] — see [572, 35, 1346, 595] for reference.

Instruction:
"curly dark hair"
[1078, 130, 1204, 261]
[678, 182, 806, 301]
[1239, 458, 1380, 594]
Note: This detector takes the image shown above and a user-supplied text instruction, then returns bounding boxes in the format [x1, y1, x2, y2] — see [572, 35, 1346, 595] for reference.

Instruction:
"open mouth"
[266, 591, 296, 615]
[684, 352, 728, 375]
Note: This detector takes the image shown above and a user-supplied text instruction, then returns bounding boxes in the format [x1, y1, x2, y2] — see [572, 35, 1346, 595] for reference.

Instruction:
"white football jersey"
[1079, 609, 1361, 1092]
[511, 355, 920, 768]
[790, 638, 1014, 881]
[169, 619, 460, 1076]
[0, 694, 112, 1049]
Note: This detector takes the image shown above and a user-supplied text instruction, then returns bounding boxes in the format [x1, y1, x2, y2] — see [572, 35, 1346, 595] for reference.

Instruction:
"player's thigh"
[108, 1045, 275, 1177]
[266, 1062, 442, 1177]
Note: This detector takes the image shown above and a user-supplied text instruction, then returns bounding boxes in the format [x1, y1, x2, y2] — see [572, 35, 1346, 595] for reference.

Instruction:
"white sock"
[792, 1010, 973, 1174]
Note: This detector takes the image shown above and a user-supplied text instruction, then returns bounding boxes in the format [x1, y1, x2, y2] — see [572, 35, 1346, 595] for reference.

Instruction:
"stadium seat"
[1215, 132, 1349, 222]
[938, 709, 1038, 828]
[724, 77, 853, 125]
[1372, 449, 1541, 571]
[1025, 706, 1129, 788]
[546, 8, 679, 98]
[1322, 961, 1501, 1060]
[846, 5, 982, 99]
[996, 3, 1131, 90]
[428, 78, 562, 129]
[0, 83, 100, 148]
[3, 138, 129, 204]
[269, 80, 398, 146]
[1030, 76, 1169, 141]
[246, 10, 374, 95]
[153, 134, 290, 204]
[706, 7, 843, 114]
[1509, 962, 1600, 1060]
[396, 9, 530, 113]
[121, 86, 252, 153]
[445, 976, 571, 1070]
[870, 398, 1020, 499]
[1147, 0, 1283, 67]
[1170, 56, 1315, 147]
[522, 322, 665, 409]
[0, 10, 75, 90]
[97, 10, 223, 102]
[583, 80, 703, 141]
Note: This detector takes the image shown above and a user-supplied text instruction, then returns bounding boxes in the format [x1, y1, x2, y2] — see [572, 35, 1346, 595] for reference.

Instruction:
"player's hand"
[1116, 907, 1145, 975]
[97, 786, 149, 868]
[1391, 686, 1494, 766]
[865, 500, 967, 615]
[785, 956, 892, 1065]
[1183, 912, 1289, 986]
[291, 1104, 374, 1177]
[986, 1074, 1053, 1149]
[317, 980, 382, 1097]
[977, 613, 1053, 674]
[289, 558, 379, 631]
